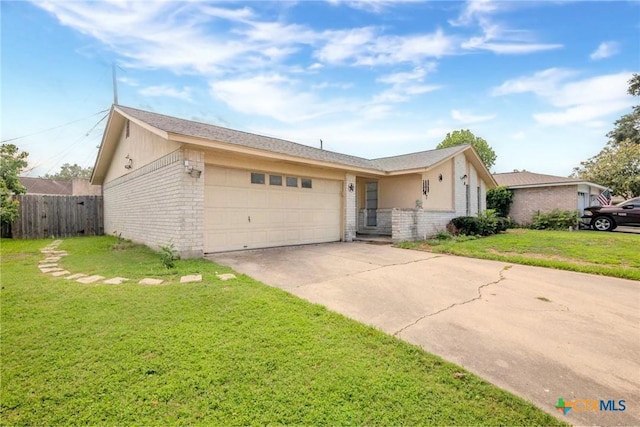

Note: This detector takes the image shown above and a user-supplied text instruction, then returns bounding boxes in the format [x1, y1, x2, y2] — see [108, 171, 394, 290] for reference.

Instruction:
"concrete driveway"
[208, 242, 640, 425]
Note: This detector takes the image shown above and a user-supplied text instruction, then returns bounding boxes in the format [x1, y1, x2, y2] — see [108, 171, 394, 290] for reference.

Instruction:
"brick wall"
[509, 185, 578, 225]
[103, 149, 205, 258]
[358, 208, 392, 235]
[392, 208, 458, 242]
[344, 173, 356, 241]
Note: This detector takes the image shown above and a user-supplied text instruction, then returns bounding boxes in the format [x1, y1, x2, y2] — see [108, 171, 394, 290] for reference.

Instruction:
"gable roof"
[494, 171, 606, 190]
[93, 105, 497, 186]
[18, 177, 72, 195]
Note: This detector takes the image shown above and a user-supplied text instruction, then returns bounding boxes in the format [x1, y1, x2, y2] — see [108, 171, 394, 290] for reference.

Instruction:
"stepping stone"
[40, 267, 64, 273]
[76, 275, 105, 284]
[216, 273, 236, 281]
[139, 278, 164, 285]
[180, 274, 202, 284]
[103, 277, 129, 285]
[43, 257, 61, 262]
[38, 263, 58, 269]
[50, 270, 71, 277]
[66, 273, 87, 280]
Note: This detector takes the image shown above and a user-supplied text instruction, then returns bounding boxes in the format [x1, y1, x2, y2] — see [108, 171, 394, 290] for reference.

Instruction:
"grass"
[0, 236, 563, 426]
[397, 229, 640, 280]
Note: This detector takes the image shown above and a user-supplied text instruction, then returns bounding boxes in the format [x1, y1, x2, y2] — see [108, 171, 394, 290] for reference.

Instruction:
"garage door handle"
[248, 216, 251, 223]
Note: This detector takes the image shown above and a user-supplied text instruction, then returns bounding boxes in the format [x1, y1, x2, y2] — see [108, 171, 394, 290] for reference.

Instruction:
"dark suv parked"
[582, 197, 640, 231]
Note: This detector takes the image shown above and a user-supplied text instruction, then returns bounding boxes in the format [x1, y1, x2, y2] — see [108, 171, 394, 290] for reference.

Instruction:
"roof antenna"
[112, 62, 119, 105]
[320, 139, 323, 150]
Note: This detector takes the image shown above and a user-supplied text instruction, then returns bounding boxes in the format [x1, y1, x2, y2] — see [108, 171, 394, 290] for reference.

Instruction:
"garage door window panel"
[287, 177, 298, 187]
[270, 175, 282, 186]
[251, 173, 265, 184]
[301, 178, 312, 189]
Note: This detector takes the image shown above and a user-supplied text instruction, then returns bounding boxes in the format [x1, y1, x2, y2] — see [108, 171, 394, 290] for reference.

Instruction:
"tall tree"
[436, 129, 497, 170]
[1, 144, 29, 225]
[43, 163, 93, 180]
[573, 74, 640, 198]
[572, 139, 640, 199]
[607, 73, 639, 145]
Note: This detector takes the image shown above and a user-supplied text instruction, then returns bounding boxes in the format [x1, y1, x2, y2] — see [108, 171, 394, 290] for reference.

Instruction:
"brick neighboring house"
[91, 105, 497, 257]
[18, 177, 102, 196]
[493, 171, 606, 225]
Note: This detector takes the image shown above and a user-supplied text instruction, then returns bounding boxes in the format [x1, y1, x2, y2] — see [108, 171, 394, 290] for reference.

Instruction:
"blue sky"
[1, 0, 638, 177]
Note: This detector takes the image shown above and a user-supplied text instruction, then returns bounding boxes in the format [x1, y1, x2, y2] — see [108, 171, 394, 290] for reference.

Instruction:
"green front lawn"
[0, 237, 562, 425]
[398, 229, 640, 280]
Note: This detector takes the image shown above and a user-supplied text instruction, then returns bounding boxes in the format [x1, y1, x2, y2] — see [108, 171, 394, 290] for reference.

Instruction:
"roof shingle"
[116, 105, 469, 173]
[494, 171, 586, 187]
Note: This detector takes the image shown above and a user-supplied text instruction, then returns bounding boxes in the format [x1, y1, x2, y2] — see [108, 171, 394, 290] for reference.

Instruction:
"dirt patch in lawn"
[486, 249, 603, 267]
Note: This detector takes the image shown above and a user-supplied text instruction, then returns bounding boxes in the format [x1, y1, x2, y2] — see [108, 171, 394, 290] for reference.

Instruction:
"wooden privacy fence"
[10, 195, 104, 239]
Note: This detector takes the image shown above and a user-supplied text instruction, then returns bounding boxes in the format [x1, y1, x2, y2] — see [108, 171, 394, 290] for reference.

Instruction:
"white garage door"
[204, 165, 342, 253]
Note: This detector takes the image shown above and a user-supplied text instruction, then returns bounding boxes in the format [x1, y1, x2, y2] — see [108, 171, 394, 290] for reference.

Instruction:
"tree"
[486, 186, 513, 217]
[607, 73, 639, 145]
[437, 129, 497, 169]
[572, 139, 640, 199]
[1, 144, 29, 225]
[43, 163, 93, 180]
[573, 73, 640, 198]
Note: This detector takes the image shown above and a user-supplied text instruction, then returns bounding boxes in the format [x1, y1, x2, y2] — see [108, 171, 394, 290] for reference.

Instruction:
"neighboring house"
[91, 105, 496, 257]
[493, 171, 606, 225]
[18, 177, 102, 196]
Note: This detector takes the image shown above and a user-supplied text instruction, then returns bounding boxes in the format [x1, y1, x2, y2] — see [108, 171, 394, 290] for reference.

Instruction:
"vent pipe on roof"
[320, 139, 323, 150]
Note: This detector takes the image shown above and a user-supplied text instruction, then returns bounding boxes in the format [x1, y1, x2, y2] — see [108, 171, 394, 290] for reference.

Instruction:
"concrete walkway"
[209, 242, 640, 426]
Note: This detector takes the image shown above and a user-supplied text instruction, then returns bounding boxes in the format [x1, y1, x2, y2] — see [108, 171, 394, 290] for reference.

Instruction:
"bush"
[450, 216, 480, 236]
[486, 186, 513, 217]
[530, 209, 579, 230]
[159, 242, 180, 269]
[476, 209, 499, 236]
[450, 210, 515, 236]
[434, 230, 453, 240]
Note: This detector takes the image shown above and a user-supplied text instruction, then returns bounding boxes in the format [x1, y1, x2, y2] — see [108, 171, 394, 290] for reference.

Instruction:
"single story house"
[92, 105, 496, 257]
[493, 171, 606, 224]
[18, 177, 102, 196]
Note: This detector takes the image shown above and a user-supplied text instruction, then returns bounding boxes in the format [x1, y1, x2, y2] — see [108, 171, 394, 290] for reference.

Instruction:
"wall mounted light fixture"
[438, 174, 443, 182]
[124, 154, 133, 169]
[348, 183, 355, 192]
[460, 174, 468, 185]
[184, 160, 202, 178]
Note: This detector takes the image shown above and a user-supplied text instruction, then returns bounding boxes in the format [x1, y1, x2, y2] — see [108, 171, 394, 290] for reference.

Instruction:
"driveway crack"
[393, 265, 512, 337]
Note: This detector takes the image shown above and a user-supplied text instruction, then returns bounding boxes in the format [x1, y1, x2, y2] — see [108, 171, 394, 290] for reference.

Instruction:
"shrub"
[434, 230, 453, 240]
[476, 209, 499, 236]
[450, 210, 514, 237]
[486, 186, 513, 217]
[530, 209, 579, 230]
[159, 242, 180, 269]
[450, 216, 480, 236]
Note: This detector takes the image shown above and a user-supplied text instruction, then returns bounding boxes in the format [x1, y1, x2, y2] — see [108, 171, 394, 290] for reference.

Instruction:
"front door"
[366, 182, 378, 227]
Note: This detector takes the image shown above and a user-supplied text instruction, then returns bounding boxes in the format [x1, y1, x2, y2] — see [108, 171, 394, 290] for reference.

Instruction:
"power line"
[1, 109, 109, 143]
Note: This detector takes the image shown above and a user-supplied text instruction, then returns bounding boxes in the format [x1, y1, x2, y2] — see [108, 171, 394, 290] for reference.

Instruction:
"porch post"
[344, 173, 356, 241]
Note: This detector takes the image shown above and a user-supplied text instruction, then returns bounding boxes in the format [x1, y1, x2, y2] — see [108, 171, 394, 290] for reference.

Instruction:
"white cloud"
[590, 41, 620, 60]
[450, 0, 502, 27]
[453, 0, 563, 54]
[327, 0, 419, 13]
[315, 27, 377, 63]
[492, 68, 577, 97]
[375, 66, 440, 103]
[139, 85, 192, 101]
[209, 75, 355, 123]
[451, 109, 495, 123]
[493, 69, 635, 126]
